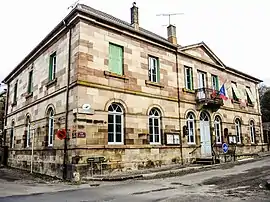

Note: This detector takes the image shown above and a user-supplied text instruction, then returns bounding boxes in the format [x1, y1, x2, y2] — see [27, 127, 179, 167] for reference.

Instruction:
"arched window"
[48, 108, 55, 146]
[235, 118, 242, 144]
[250, 120, 255, 144]
[149, 108, 161, 144]
[10, 121, 15, 148]
[108, 103, 124, 144]
[200, 111, 209, 121]
[187, 112, 195, 144]
[26, 116, 31, 148]
[214, 116, 222, 144]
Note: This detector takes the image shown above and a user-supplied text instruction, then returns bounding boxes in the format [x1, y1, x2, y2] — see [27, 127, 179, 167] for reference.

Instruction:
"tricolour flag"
[219, 84, 228, 100]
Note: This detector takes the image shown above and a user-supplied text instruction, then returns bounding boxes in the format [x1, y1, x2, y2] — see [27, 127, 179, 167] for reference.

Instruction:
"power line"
[156, 13, 184, 26]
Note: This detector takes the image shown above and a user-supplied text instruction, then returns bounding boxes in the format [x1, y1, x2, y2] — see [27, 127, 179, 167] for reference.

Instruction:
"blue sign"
[222, 143, 229, 153]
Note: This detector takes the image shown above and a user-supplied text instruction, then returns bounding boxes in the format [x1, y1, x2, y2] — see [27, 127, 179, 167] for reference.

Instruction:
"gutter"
[63, 21, 72, 180]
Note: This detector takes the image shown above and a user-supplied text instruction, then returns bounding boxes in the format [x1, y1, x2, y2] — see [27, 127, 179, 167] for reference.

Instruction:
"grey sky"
[1, 0, 269, 89]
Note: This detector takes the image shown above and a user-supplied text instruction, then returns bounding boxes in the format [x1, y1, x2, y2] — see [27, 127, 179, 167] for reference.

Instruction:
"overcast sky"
[0, 0, 269, 91]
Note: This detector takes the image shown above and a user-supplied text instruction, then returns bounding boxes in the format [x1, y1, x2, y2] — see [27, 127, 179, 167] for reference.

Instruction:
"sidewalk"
[83, 151, 270, 181]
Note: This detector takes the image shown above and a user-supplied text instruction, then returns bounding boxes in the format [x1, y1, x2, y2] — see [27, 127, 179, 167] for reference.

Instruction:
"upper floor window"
[250, 120, 255, 144]
[49, 52, 57, 81]
[211, 75, 219, 91]
[28, 70, 33, 94]
[148, 56, 160, 83]
[246, 87, 255, 105]
[108, 103, 124, 144]
[109, 43, 123, 75]
[149, 108, 161, 144]
[231, 82, 240, 102]
[13, 81, 18, 104]
[184, 66, 193, 90]
[235, 118, 242, 144]
[186, 112, 195, 144]
[48, 108, 55, 147]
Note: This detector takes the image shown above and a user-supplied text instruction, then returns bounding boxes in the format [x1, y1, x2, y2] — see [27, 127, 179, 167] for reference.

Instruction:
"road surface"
[0, 157, 269, 202]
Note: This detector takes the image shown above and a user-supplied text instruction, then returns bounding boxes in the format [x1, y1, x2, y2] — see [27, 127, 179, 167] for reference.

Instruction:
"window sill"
[104, 71, 129, 81]
[187, 143, 197, 147]
[247, 103, 254, 107]
[231, 100, 240, 104]
[182, 88, 195, 94]
[46, 78, 57, 88]
[25, 92, 33, 99]
[108, 142, 124, 145]
[145, 80, 164, 88]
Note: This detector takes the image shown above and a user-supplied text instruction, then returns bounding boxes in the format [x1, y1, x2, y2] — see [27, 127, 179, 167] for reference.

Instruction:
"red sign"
[56, 129, 67, 140]
[77, 132, 86, 138]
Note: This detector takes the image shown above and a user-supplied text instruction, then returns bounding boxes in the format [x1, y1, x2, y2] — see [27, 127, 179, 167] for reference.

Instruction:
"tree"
[260, 85, 270, 122]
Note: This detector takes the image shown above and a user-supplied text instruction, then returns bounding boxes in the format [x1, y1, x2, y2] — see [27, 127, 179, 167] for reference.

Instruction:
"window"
[250, 121, 255, 144]
[48, 108, 54, 146]
[214, 116, 222, 144]
[26, 116, 31, 148]
[246, 87, 255, 105]
[13, 81, 18, 103]
[49, 52, 57, 81]
[184, 66, 193, 90]
[108, 43, 123, 75]
[108, 103, 124, 144]
[28, 70, 33, 94]
[231, 82, 240, 101]
[10, 121, 15, 148]
[186, 112, 195, 144]
[148, 56, 160, 83]
[211, 75, 219, 91]
[235, 118, 242, 144]
[149, 108, 161, 144]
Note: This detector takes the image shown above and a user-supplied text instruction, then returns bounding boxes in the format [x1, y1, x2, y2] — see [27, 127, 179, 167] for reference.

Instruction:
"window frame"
[184, 66, 193, 90]
[231, 82, 240, 101]
[10, 121, 15, 149]
[148, 108, 161, 145]
[235, 118, 242, 144]
[211, 75, 219, 91]
[186, 112, 196, 144]
[27, 70, 33, 94]
[250, 121, 255, 144]
[148, 56, 160, 83]
[48, 108, 54, 147]
[108, 103, 124, 145]
[214, 116, 222, 144]
[13, 81, 18, 103]
[49, 52, 57, 81]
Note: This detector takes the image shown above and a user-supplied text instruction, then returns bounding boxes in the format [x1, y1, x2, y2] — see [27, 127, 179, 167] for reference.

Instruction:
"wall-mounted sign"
[77, 132, 86, 138]
[166, 133, 180, 145]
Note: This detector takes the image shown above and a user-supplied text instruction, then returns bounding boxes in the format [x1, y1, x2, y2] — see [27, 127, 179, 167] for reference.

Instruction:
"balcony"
[195, 88, 223, 111]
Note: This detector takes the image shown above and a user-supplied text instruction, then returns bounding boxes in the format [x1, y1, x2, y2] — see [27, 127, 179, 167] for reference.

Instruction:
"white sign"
[166, 134, 180, 145]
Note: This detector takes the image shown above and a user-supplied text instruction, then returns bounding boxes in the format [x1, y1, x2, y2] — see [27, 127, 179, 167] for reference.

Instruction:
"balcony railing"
[195, 88, 224, 106]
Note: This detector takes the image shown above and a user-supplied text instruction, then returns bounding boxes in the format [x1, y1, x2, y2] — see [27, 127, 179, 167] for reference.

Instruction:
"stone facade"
[2, 4, 268, 179]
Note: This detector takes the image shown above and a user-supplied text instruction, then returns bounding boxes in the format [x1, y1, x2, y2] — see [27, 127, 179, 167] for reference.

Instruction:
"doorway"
[200, 111, 212, 157]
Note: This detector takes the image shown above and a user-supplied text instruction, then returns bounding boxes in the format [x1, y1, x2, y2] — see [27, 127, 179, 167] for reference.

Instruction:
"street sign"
[222, 143, 229, 153]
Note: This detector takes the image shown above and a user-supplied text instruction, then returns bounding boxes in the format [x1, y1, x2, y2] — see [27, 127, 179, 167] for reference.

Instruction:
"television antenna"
[156, 13, 184, 26]
[67, 0, 80, 10]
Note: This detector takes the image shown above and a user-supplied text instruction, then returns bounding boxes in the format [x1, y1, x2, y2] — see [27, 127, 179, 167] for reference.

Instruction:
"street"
[0, 157, 269, 202]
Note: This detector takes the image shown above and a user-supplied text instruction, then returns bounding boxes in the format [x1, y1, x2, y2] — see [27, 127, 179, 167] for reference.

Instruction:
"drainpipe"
[255, 83, 264, 152]
[63, 21, 72, 180]
[175, 49, 183, 165]
[3, 85, 9, 147]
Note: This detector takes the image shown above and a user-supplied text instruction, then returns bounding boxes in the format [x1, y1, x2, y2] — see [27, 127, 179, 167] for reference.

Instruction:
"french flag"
[219, 84, 228, 100]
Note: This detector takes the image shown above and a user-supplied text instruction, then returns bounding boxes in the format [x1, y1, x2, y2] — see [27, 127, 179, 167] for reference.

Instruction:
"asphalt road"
[1, 157, 270, 202]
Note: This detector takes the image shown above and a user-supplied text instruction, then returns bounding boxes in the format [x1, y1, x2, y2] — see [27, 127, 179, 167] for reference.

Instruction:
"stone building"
[2, 3, 267, 179]
[0, 90, 6, 146]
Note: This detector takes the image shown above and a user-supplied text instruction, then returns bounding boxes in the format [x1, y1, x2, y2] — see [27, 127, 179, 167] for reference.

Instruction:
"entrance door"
[200, 112, 212, 157]
[198, 71, 206, 99]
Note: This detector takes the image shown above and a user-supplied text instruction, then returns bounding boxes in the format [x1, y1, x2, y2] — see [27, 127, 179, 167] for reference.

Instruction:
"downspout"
[255, 83, 264, 152]
[63, 21, 72, 180]
[3, 85, 9, 147]
[175, 49, 183, 165]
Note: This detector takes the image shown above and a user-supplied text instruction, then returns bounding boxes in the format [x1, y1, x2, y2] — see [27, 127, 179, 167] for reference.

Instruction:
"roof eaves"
[226, 66, 263, 83]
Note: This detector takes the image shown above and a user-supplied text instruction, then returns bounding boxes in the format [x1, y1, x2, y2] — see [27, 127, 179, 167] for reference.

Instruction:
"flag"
[219, 84, 228, 100]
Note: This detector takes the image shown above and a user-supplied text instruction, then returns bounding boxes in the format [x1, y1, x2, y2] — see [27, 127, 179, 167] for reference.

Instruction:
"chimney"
[131, 2, 139, 30]
[167, 25, 177, 45]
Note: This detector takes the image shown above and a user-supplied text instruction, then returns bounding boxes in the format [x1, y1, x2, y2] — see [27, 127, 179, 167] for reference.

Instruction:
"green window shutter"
[216, 77, 219, 91]
[109, 44, 123, 75]
[49, 56, 53, 81]
[157, 59, 160, 82]
[190, 68, 193, 90]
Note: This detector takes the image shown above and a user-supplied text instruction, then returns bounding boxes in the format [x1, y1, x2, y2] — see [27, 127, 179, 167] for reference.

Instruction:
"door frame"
[199, 111, 212, 157]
